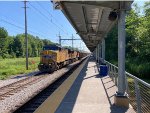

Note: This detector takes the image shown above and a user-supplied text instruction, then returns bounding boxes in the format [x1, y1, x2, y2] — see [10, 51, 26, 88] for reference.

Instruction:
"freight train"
[38, 45, 87, 73]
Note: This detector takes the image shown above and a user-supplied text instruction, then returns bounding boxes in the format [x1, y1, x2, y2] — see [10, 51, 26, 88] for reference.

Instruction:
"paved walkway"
[55, 57, 135, 113]
[35, 57, 135, 113]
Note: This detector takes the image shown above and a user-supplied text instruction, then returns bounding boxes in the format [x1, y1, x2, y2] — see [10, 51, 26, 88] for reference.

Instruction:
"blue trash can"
[100, 65, 108, 76]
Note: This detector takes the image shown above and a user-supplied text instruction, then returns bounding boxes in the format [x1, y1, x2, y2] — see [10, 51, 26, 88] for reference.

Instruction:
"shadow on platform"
[55, 56, 131, 113]
[55, 57, 89, 113]
[100, 75, 129, 113]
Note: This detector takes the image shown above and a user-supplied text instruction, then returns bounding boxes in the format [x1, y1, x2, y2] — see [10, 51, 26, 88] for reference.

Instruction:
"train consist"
[38, 45, 87, 73]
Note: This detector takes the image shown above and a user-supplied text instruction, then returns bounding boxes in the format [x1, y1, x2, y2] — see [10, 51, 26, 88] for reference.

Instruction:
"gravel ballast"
[0, 71, 40, 88]
[0, 60, 83, 113]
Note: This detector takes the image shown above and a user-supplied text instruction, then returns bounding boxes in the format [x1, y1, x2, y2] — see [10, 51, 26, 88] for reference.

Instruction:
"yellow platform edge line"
[34, 58, 89, 113]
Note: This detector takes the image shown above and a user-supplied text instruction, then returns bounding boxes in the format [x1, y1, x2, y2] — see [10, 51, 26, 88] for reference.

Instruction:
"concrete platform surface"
[55, 57, 135, 113]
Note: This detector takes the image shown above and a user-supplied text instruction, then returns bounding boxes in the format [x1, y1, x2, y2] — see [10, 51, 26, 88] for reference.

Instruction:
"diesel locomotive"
[38, 45, 86, 73]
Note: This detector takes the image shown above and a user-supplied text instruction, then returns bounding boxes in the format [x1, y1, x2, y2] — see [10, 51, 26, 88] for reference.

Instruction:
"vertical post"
[117, 6, 126, 95]
[80, 42, 81, 51]
[97, 45, 99, 62]
[93, 49, 95, 58]
[114, 2, 129, 108]
[97, 46, 99, 62]
[102, 38, 105, 62]
[112, 66, 115, 82]
[100, 44, 102, 61]
[134, 79, 141, 113]
[114, 68, 117, 86]
[95, 49, 96, 59]
[110, 65, 113, 79]
[97, 47, 98, 62]
[99, 43, 101, 63]
[59, 32, 61, 46]
[97, 44, 100, 63]
[109, 65, 111, 77]
[96, 46, 97, 61]
[24, 0, 28, 70]
[98, 44, 100, 63]
[72, 34, 73, 50]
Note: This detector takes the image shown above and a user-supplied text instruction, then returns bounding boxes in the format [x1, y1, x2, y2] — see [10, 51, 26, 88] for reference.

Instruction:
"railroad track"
[0, 72, 45, 100]
[14, 58, 86, 113]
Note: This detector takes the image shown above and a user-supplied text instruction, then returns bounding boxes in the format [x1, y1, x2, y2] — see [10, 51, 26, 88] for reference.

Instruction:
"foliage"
[0, 27, 8, 58]
[105, 26, 118, 61]
[0, 57, 40, 80]
[105, 2, 150, 79]
[63, 46, 79, 51]
[0, 27, 56, 79]
[0, 29, 55, 58]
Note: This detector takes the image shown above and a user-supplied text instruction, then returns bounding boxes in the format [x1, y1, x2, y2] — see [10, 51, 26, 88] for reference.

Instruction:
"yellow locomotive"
[38, 45, 80, 73]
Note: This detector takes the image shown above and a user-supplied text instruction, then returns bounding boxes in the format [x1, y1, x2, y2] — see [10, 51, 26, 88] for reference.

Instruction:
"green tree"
[7, 36, 15, 58]
[0, 27, 8, 58]
[126, 7, 140, 57]
[37, 38, 43, 56]
[13, 34, 25, 57]
[105, 25, 118, 62]
[42, 39, 53, 45]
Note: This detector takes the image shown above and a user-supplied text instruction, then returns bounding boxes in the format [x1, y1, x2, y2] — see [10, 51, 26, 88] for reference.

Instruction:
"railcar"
[38, 45, 66, 72]
[38, 45, 88, 73]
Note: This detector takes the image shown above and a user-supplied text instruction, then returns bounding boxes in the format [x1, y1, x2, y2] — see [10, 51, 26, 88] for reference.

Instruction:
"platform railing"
[104, 60, 150, 113]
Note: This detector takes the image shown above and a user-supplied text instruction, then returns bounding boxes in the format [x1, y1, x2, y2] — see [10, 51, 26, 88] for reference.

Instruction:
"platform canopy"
[54, 1, 133, 51]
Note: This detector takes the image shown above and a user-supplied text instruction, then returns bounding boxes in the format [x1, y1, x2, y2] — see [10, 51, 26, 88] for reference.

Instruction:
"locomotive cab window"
[43, 45, 61, 51]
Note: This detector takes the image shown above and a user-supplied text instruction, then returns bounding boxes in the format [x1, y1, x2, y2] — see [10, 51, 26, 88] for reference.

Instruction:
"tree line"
[0, 28, 54, 58]
[105, 2, 150, 79]
[0, 27, 80, 59]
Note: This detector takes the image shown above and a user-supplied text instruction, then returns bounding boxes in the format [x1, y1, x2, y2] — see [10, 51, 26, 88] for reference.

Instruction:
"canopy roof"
[55, 1, 133, 51]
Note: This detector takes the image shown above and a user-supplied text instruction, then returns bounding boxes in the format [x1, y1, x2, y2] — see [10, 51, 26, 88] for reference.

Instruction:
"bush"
[126, 59, 150, 79]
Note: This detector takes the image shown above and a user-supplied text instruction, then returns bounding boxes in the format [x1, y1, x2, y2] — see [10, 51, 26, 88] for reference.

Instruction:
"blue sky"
[0, 1, 146, 52]
[0, 1, 86, 50]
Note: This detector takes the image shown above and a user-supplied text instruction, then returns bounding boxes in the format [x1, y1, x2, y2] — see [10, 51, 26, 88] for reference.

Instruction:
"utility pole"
[24, 0, 28, 70]
[58, 32, 61, 46]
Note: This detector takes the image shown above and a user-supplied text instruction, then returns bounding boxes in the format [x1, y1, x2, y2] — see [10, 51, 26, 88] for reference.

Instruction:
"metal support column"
[99, 44, 101, 63]
[99, 44, 102, 62]
[117, 7, 126, 95]
[96, 47, 98, 61]
[99, 43, 101, 63]
[114, 3, 129, 108]
[97, 45, 99, 63]
[93, 49, 95, 59]
[72, 34, 74, 49]
[94, 49, 96, 58]
[95, 48, 97, 60]
[102, 38, 105, 63]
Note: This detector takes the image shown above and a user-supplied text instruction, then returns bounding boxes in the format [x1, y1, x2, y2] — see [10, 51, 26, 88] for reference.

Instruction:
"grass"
[108, 60, 150, 84]
[0, 57, 40, 80]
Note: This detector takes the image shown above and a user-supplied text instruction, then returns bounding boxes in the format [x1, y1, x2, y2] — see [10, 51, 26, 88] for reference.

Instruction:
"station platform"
[35, 57, 135, 113]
